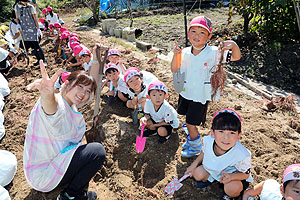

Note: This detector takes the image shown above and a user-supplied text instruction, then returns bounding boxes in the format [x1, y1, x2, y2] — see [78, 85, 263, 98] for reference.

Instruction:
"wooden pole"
[293, 0, 300, 34]
[183, 0, 188, 47]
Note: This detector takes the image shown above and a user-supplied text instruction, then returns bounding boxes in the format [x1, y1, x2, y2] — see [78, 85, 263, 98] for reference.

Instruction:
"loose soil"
[1, 7, 300, 200]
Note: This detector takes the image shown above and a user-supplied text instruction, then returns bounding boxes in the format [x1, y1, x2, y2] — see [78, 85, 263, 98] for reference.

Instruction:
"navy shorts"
[147, 118, 173, 136]
[177, 94, 208, 126]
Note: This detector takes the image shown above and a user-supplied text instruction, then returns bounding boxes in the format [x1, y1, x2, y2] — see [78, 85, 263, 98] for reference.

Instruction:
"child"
[46, 6, 59, 24]
[54, 71, 70, 93]
[140, 80, 179, 144]
[185, 109, 252, 200]
[66, 44, 84, 69]
[79, 48, 93, 72]
[171, 16, 241, 157]
[243, 163, 300, 200]
[107, 49, 126, 74]
[103, 63, 129, 105]
[124, 67, 158, 111]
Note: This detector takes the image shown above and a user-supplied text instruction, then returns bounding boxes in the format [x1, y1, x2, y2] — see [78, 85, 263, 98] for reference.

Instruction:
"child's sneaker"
[157, 135, 170, 144]
[196, 180, 213, 188]
[143, 129, 157, 137]
[57, 190, 97, 200]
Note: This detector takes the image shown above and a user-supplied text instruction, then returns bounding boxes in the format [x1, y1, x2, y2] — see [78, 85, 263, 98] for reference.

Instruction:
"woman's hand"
[27, 60, 62, 96]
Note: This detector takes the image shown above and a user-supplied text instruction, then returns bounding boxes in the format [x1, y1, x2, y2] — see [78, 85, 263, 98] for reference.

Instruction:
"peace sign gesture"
[27, 60, 63, 114]
[27, 60, 62, 95]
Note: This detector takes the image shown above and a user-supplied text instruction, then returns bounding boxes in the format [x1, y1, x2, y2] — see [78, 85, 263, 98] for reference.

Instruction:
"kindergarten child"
[140, 80, 179, 144]
[185, 109, 252, 200]
[171, 16, 241, 157]
[107, 49, 126, 75]
[79, 48, 93, 72]
[124, 67, 158, 111]
[54, 71, 71, 93]
[103, 63, 129, 105]
[46, 6, 59, 24]
[243, 163, 300, 200]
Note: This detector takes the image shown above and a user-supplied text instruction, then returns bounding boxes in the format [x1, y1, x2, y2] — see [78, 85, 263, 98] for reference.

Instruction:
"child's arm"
[67, 60, 84, 68]
[185, 151, 204, 176]
[171, 40, 182, 73]
[242, 181, 265, 200]
[220, 171, 250, 184]
[118, 61, 126, 74]
[222, 40, 241, 61]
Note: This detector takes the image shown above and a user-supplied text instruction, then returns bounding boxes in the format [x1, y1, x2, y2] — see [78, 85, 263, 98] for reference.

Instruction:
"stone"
[136, 40, 152, 51]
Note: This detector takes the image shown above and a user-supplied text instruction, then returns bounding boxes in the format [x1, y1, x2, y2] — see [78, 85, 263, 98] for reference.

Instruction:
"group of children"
[1, 4, 299, 199]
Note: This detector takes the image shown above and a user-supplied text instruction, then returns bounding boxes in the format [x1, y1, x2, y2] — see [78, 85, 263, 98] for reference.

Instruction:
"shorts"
[219, 179, 250, 195]
[177, 94, 208, 126]
[0, 58, 10, 74]
[147, 118, 173, 136]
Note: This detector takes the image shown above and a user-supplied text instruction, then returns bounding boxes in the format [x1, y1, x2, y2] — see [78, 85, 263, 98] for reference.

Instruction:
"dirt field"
[1, 7, 300, 200]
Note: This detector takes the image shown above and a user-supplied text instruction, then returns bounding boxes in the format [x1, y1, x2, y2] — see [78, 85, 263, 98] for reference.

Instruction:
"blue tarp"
[99, 0, 152, 14]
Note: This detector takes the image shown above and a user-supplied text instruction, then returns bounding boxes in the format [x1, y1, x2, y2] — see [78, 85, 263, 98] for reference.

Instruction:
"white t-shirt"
[23, 95, 85, 192]
[202, 135, 253, 183]
[180, 46, 220, 104]
[116, 74, 129, 94]
[46, 13, 59, 24]
[260, 179, 283, 200]
[127, 70, 158, 100]
[144, 99, 179, 128]
[83, 54, 93, 72]
[9, 22, 21, 47]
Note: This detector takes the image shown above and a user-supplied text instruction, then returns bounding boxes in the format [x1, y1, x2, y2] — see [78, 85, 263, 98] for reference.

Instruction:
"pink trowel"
[136, 124, 146, 153]
[164, 172, 191, 196]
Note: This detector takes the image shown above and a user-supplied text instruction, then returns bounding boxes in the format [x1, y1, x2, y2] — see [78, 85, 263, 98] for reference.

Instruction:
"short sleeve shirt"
[180, 46, 220, 104]
[144, 99, 179, 128]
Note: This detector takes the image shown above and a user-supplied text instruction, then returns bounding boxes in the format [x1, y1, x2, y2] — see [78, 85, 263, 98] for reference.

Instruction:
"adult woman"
[24, 46, 106, 200]
[14, 0, 46, 66]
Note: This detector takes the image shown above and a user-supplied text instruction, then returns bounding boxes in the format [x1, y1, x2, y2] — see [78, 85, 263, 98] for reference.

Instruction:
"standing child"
[140, 80, 179, 144]
[185, 109, 252, 200]
[171, 16, 241, 157]
[243, 163, 300, 200]
[103, 63, 129, 105]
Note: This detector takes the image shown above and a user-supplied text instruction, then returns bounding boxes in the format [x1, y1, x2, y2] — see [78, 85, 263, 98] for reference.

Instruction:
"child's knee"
[157, 127, 168, 137]
[224, 181, 243, 197]
[193, 166, 209, 181]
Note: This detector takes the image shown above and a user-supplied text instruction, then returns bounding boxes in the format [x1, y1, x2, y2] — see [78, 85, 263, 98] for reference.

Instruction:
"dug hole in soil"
[1, 7, 300, 200]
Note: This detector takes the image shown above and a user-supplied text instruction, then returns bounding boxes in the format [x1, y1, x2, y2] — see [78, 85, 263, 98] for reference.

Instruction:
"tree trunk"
[243, 12, 253, 33]
[128, 0, 133, 27]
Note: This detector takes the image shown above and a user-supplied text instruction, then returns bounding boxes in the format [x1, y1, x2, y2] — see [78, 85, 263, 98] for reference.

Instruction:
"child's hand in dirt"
[219, 171, 232, 184]
[27, 60, 62, 97]
[173, 40, 182, 55]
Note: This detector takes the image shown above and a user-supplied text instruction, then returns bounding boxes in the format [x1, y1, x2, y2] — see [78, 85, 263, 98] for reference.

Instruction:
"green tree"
[0, 0, 14, 23]
[230, 0, 300, 41]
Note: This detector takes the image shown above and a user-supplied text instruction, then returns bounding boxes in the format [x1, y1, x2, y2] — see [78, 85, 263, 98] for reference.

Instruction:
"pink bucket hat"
[42, 9, 47, 15]
[70, 41, 80, 50]
[54, 22, 61, 28]
[60, 26, 67, 33]
[283, 163, 300, 184]
[148, 80, 168, 94]
[124, 67, 140, 83]
[49, 24, 54, 28]
[79, 49, 91, 57]
[47, 6, 53, 11]
[189, 16, 213, 34]
[103, 63, 119, 74]
[60, 31, 70, 39]
[39, 18, 45, 23]
[61, 72, 71, 82]
[212, 108, 242, 123]
[70, 33, 79, 39]
[108, 49, 120, 56]
[73, 45, 83, 56]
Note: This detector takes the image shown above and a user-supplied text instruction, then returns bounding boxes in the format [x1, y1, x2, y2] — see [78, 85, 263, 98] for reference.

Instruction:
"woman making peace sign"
[24, 45, 106, 200]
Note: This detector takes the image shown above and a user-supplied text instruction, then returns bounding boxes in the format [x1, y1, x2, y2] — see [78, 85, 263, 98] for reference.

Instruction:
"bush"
[0, 0, 14, 23]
